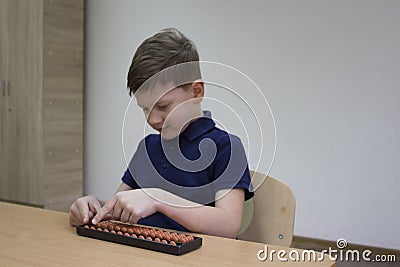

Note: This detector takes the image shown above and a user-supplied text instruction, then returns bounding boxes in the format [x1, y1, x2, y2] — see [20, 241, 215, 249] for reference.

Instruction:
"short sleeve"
[212, 134, 254, 201]
[121, 139, 146, 189]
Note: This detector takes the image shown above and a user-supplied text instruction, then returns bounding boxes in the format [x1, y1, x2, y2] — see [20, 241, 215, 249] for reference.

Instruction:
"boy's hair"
[127, 28, 201, 96]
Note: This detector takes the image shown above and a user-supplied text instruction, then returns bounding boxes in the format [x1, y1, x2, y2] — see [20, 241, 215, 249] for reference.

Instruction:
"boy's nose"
[147, 110, 163, 127]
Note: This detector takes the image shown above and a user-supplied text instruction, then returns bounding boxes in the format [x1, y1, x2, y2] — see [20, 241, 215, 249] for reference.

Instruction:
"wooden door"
[0, 0, 9, 200]
[42, 0, 84, 211]
[6, 0, 44, 205]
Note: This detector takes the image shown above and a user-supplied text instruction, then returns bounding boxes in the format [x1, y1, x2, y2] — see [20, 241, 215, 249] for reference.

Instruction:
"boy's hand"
[92, 189, 158, 225]
[69, 195, 102, 226]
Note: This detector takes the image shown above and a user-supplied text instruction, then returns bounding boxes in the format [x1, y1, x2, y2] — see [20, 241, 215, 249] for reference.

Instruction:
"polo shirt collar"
[182, 111, 215, 141]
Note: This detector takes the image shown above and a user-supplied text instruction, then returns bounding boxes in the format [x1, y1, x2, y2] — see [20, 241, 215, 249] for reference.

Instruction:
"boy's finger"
[69, 206, 83, 226]
[78, 202, 90, 224]
[92, 197, 116, 225]
[112, 201, 123, 221]
[89, 200, 101, 214]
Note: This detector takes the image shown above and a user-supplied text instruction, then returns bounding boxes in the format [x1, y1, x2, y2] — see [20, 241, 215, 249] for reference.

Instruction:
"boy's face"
[135, 81, 204, 140]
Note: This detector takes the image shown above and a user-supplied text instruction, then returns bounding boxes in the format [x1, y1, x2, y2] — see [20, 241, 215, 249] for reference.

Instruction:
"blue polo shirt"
[121, 111, 254, 232]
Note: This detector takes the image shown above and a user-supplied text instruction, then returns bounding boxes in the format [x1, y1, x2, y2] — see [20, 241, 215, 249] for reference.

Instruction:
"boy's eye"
[157, 105, 168, 110]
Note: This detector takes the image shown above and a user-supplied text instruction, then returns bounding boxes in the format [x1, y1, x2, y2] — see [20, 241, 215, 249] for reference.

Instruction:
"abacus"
[76, 220, 202, 255]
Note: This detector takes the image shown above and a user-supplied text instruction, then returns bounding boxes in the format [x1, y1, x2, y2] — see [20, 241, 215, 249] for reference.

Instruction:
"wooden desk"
[0, 202, 335, 266]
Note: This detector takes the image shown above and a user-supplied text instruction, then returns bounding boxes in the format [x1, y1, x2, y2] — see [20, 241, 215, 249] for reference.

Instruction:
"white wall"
[85, 0, 400, 249]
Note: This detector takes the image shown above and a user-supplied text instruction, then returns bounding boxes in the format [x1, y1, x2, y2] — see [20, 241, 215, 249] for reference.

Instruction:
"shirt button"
[163, 163, 167, 168]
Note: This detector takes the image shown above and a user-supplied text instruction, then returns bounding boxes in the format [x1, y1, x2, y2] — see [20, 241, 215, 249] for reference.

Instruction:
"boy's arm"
[92, 187, 245, 238]
[157, 188, 245, 238]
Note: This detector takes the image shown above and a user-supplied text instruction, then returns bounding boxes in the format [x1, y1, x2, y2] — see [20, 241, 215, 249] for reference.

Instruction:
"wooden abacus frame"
[76, 221, 202, 255]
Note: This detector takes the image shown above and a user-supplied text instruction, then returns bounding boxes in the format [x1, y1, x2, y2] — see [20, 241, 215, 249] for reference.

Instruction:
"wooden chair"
[238, 171, 296, 247]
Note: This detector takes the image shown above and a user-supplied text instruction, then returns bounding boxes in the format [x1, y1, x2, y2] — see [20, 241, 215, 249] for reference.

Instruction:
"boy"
[69, 28, 253, 238]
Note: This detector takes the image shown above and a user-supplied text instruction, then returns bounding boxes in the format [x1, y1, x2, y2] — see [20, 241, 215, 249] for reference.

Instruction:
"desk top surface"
[0, 202, 335, 266]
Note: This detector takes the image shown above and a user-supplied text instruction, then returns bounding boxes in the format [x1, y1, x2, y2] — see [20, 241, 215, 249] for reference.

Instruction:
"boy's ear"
[191, 80, 204, 102]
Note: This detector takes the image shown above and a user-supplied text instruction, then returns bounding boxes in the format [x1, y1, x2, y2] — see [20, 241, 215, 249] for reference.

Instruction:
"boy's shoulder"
[203, 125, 243, 146]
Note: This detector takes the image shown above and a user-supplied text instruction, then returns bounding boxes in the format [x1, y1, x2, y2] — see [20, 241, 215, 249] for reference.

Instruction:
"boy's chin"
[160, 130, 179, 140]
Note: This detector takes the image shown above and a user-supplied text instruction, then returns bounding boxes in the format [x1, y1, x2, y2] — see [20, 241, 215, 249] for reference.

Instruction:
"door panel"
[0, 0, 9, 200]
[7, 0, 43, 205]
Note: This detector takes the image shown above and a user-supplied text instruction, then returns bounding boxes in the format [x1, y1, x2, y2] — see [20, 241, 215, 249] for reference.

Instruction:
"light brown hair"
[127, 28, 201, 96]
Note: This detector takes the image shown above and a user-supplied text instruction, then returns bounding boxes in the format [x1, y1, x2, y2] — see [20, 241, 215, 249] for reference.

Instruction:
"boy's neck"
[160, 109, 208, 141]
[182, 109, 205, 131]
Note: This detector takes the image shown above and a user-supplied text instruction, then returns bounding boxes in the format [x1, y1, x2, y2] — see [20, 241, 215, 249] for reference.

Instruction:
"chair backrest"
[238, 171, 296, 247]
